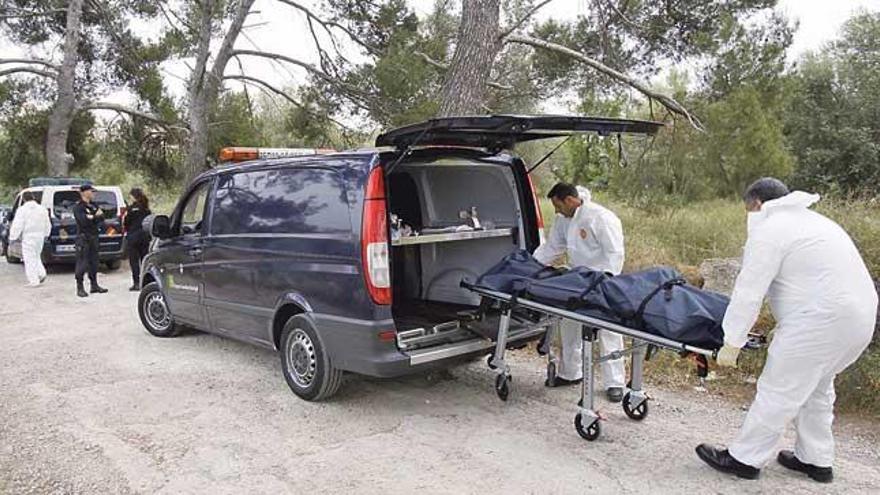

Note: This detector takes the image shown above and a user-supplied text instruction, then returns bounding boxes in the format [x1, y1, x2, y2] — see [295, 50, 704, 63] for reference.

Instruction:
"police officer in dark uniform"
[73, 184, 108, 297]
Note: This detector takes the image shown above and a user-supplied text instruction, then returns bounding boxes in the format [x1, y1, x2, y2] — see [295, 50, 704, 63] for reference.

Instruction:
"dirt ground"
[1, 261, 878, 495]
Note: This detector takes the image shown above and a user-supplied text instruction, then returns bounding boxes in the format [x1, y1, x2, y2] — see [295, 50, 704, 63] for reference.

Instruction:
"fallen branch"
[505, 33, 704, 131]
[414, 51, 514, 91]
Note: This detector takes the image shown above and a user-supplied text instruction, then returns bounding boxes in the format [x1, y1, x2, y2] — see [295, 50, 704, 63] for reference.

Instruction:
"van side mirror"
[149, 214, 172, 239]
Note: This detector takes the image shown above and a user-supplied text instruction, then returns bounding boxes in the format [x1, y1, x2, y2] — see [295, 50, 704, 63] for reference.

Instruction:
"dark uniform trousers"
[75, 235, 100, 285]
[127, 233, 149, 285]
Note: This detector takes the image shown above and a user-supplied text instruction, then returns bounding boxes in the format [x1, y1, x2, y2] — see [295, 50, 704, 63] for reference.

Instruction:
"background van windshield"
[53, 190, 118, 219]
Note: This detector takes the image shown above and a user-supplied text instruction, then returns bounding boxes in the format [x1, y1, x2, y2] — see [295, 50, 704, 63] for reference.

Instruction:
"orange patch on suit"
[579, 228, 588, 240]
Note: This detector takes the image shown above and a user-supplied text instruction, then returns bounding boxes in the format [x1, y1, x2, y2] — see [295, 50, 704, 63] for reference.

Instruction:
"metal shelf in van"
[391, 228, 514, 246]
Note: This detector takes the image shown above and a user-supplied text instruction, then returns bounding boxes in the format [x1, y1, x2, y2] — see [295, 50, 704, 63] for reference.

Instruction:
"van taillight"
[526, 173, 546, 244]
[362, 167, 392, 305]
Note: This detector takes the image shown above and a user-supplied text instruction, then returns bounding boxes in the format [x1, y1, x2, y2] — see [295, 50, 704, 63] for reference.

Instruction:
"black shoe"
[545, 377, 581, 388]
[77, 285, 88, 298]
[129, 284, 140, 292]
[777, 450, 833, 483]
[695, 444, 760, 480]
[90, 285, 108, 294]
[536, 333, 548, 356]
[606, 387, 624, 403]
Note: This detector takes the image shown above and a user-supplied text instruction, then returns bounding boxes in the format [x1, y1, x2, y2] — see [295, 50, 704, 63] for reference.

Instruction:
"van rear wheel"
[280, 315, 343, 401]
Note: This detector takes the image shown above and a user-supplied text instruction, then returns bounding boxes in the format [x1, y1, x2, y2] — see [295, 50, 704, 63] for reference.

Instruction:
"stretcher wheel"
[487, 353, 497, 370]
[495, 374, 511, 401]
[622, 392, 649, 421]
[574, 413, 601, 441]
[545, 362, 557, 387]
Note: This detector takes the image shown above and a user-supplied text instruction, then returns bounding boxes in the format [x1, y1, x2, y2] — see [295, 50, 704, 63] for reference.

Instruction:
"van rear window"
[54, 190, 118, 219]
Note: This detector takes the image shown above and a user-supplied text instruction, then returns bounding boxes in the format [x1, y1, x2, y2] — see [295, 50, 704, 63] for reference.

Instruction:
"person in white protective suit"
[9, 190, 52, 287]
[534, 182, 627, 402]
[696, 178, 877, 483]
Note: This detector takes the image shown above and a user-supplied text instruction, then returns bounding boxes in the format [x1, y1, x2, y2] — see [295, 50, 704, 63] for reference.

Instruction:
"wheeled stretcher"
[461, 280, 720, 442]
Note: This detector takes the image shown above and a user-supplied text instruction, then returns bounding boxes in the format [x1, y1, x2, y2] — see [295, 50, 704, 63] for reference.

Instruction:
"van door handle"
[188, 247, 203, 257]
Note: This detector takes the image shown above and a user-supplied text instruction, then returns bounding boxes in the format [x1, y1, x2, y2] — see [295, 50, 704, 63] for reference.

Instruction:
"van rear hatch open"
[373, 115, 663, 363]
[386, 152, 538, 356]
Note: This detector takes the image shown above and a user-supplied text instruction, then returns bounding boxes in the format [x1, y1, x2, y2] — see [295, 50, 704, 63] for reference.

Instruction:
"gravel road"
[1, 261, 878, 494]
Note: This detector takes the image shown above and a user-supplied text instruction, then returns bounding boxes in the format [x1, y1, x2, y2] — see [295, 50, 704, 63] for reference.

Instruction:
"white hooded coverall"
[533, 187, 626, 388]
[9, 199, 52, 285]
[724, 192, 877, 468]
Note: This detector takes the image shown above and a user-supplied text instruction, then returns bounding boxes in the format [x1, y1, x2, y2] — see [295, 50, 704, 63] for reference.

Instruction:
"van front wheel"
[280, 315, 343, 401]
[138, 282, 181, 337]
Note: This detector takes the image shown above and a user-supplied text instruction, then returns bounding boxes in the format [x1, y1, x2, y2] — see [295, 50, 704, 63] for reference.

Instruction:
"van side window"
[211, 168, 349, 235]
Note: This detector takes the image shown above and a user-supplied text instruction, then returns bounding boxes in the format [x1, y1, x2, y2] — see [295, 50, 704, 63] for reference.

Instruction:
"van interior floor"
[393, 299, 477, 330]
[393, 299, 502, 351]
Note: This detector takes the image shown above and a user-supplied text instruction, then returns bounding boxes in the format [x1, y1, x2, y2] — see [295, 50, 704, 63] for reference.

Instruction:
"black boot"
[77, 283, 88, 298]
[545, 376, 581, 388]
[695, 444, 760, 480]
[129, 283, 140, 292]
[606, 387, 624, 402]
[777, 450, 833, 483]
[90, 283, 108, 294]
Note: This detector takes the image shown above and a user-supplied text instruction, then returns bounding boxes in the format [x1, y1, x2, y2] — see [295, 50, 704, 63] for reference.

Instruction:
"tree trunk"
[436, 0, 501, 117]
[45, 0, 84, 177]
[182, 0, 256, 184]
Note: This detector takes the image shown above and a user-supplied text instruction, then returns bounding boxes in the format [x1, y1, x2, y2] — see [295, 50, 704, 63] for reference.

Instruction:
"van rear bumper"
[313, 313, 547, 378]
[40, 238, 125, 263]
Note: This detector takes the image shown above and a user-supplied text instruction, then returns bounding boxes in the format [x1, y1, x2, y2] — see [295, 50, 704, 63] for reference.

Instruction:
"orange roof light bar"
[219, 147, 335, 162]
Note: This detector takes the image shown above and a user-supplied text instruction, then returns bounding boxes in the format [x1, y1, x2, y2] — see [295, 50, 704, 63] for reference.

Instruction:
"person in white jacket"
[533, 183, 627, 402]
[696, 178, 877, 483]
[9, 191, 52, 287]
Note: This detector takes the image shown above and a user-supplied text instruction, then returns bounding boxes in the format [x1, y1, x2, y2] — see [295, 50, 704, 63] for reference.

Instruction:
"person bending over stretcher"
[696, 177, 878, 483]
[534, 183, 627, 402]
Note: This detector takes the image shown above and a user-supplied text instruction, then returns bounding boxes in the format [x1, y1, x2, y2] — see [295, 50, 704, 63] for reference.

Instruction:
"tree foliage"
[785, 12, 880, 196]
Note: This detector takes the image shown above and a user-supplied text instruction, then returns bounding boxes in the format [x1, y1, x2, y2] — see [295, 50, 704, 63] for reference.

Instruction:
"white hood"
[576, 185, 592, 204]
[760, 191, 820, 215]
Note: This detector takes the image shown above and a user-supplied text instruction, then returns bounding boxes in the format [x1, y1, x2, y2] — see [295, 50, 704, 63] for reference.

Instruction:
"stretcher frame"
[462, 281, 717, 441]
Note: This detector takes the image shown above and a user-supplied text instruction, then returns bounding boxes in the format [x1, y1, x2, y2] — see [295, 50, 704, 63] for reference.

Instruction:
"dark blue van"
[137, 115, 662, 400]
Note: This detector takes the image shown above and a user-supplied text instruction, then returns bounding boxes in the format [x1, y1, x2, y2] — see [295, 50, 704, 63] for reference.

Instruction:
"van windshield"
[54, 190, 118, 219]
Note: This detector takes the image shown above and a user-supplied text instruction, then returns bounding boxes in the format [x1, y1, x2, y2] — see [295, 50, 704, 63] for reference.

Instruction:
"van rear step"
[397, 320, 475, 350]
[405, 324, 547, 365]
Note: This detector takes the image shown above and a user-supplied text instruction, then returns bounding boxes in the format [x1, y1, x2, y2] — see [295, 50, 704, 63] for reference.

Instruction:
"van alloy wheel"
[286, 328, 317, 388]
[144, 292, 171, 331]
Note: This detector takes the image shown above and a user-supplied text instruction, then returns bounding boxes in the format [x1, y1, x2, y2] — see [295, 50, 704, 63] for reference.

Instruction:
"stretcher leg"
[490, 308, 513, 401]
[623, 341, 650, 421]
[575, 326, 601, 441]
[544, 319, 560, 387]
